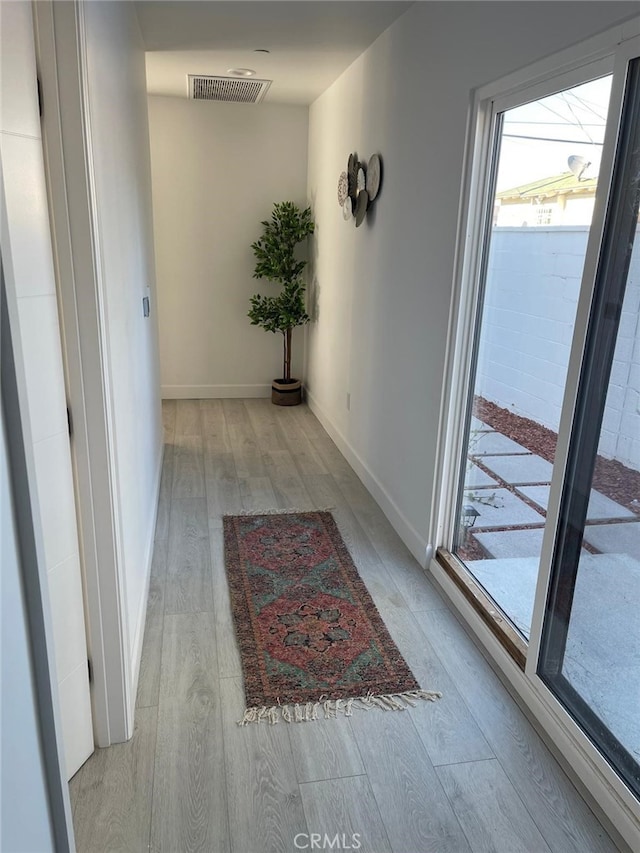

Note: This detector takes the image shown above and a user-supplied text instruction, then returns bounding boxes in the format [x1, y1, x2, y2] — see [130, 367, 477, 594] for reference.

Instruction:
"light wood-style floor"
[69, 399, 620, 853]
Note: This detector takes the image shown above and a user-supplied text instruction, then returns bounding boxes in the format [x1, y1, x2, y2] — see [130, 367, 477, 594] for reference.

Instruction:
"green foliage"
[251, 201, 314, 285]
[248, 202, 315, 380]
[248, 281, 310, 334]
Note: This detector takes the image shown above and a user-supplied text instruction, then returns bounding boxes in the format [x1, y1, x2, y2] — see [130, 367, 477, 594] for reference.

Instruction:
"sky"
[495, 75, 613, 192]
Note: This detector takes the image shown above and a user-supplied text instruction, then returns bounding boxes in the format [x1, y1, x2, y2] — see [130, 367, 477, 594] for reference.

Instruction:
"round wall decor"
[338, 152, 382, 227]
[347, 152, 359, 200]
[355, 190, 369, 227]
[337, 171, 349, 206]
[366, 154, 381, 201]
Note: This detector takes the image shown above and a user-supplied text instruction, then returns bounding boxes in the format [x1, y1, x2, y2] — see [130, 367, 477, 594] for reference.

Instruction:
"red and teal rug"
[223, 510, 441, 725]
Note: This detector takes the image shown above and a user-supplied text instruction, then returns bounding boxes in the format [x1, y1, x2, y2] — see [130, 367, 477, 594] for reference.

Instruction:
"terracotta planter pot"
[272, 378, 302, 406]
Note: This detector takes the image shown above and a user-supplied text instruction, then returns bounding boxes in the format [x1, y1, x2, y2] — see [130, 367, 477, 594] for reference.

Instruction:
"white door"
[0, 1, 93, 778]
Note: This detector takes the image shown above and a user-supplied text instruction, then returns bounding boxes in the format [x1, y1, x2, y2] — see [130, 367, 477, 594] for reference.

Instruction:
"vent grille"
[188, 75, 271, 103]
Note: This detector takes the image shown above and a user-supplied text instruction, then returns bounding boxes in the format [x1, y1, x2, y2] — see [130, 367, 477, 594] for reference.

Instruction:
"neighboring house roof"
[497, 171, 597, 201]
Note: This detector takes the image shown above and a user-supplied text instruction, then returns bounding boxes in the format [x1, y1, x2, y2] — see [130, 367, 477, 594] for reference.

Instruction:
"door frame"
[1, 247, 74, 849]
[429, 15, 640, 849]
[33, 0, 132, 746]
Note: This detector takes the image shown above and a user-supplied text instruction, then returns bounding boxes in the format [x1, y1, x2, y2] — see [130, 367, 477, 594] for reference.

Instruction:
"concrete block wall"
[609, 262, 640, 468]
[476, 225, 640, 471]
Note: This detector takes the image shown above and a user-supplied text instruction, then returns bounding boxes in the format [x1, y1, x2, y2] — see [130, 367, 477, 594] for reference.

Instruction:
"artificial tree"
[248, 201, 315, 404]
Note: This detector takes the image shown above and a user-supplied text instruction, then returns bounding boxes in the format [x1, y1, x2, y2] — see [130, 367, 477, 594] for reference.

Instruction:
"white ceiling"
[137, 1, 413, 105]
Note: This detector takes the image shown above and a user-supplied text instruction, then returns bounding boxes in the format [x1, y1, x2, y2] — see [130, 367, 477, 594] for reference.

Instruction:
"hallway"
[68, 400, 618, 852]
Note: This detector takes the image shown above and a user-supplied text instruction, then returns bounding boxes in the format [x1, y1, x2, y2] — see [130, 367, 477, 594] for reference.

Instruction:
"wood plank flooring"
[69, 399, 621, 853]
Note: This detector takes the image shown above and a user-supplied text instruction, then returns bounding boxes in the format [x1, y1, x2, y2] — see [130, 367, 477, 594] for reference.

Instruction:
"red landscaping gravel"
[457, 535, 490, 563]
[473, 397, 640, 516]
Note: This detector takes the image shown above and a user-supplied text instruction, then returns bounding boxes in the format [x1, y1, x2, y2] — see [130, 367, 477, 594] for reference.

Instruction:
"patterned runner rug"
[223, 510, 441, 726]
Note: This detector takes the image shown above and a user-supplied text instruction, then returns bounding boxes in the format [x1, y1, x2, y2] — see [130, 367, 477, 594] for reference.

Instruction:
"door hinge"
[87, 658, 93, 684]
[37, 78, 43, 118]
[67, 406, 73, 436]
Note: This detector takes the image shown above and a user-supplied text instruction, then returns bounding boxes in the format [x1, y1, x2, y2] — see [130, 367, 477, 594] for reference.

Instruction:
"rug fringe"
[236, 689, 442, 726]
[224, 507, 335, 518]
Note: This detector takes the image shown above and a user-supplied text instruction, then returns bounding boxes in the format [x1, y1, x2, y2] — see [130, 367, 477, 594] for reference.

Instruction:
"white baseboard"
[429, 559, 639, 853]
[127, 442, 163, 732]
[305, 390, 427, 563]
[161, 384, 271, 399]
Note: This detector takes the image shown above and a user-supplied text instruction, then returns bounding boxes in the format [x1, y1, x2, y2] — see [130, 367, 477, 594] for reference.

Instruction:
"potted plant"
[248, 201, 315, 406]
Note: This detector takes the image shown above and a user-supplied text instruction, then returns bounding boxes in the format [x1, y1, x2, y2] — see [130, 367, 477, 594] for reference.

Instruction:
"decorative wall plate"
[347, 153, 359, 199]
[355, 190, 369, 227]
[366, 154, 381, 201]
[341, 151, 382, 225]
[337, 171, 349, 206]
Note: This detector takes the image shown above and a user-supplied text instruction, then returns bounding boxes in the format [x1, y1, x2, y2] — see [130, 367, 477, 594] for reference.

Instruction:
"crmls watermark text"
[294, 833, 362, 850]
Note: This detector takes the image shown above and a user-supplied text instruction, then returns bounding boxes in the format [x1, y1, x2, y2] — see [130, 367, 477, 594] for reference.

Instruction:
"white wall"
[306, 1, 637, 560]
[82, 2, 163, 688]
[1, 0, 92, 777]
[148, 97, 309, 397]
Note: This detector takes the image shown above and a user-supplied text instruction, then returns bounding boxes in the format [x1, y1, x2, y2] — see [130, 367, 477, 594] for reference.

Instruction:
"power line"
[503, 133, 603, 145]
[504, 120, 605, 127]
[560, 92, 594, 144]
[564, 90, 608, 122]
[538, 100, 576, 124]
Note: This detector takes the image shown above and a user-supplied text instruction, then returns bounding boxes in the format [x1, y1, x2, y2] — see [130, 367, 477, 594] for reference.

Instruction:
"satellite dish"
[568, 155, 590, 181]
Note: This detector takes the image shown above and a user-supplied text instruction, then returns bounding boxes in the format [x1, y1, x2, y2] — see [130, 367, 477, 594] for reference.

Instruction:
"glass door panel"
[453, 75, 613, 638]
[539, 59, 640, 798]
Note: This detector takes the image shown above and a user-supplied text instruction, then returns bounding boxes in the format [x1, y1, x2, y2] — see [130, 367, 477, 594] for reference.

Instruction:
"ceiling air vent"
[188, 75, 271, 104]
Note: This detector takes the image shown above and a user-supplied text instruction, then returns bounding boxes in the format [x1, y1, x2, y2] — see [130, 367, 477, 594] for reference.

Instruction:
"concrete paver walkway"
[516, 485, 636, 521]
[478, 453, 553, 485]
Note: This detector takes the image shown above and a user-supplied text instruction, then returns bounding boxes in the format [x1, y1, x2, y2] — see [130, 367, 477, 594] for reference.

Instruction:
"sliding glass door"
[539, 58, 640, 799]
[453, 74, 614, 638]
[440, 37, 640, 807]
